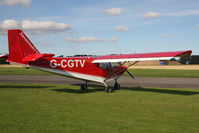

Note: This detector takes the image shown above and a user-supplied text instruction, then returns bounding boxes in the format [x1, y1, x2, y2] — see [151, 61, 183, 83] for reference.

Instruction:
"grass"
[1, 67, 199, 78]
[0, 83, 199, 133]
[0, 67, 52, 75]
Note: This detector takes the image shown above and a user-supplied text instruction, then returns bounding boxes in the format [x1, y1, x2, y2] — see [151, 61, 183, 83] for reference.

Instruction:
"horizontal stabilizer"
[22, 53, 54, 62]
[0, 54, 9, 59]
[92, 50, 192, 63]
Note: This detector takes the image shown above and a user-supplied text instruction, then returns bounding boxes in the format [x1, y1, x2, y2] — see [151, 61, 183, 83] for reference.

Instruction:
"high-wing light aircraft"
[6, 29, 192, 92]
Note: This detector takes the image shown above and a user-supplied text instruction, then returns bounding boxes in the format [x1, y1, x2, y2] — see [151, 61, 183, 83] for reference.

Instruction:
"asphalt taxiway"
[0, 75, 199, 89]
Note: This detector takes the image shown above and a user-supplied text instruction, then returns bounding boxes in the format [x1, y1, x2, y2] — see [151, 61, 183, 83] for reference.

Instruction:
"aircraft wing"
[0, 54, 9, 59]
[92, 50, 192, 63]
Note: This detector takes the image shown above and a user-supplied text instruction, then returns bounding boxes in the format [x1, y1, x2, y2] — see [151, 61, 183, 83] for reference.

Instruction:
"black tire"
[105, 87, 112, 93]
[81, 84, 87, 90]
[108, 87, 112, 93]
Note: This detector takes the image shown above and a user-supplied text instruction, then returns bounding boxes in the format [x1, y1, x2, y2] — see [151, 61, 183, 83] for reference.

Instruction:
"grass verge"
[0, 83, 199, 133]
[0, 67, 52, 75]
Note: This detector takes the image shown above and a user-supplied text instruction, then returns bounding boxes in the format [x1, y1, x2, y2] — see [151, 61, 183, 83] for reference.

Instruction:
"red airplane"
[6, 29, 192, 92]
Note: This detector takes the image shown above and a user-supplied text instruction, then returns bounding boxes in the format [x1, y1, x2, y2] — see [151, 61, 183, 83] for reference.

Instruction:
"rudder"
[8, 29, 40, 63]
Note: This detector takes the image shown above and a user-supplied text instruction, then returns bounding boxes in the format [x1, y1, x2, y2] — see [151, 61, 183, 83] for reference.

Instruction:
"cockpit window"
[111, 62, 122, 68]
[99, 62, 122, 69]
[99, 63, 110, 69]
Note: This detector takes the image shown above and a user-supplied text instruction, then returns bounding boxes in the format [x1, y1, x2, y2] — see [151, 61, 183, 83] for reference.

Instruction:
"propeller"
[126, 70, 135, 79]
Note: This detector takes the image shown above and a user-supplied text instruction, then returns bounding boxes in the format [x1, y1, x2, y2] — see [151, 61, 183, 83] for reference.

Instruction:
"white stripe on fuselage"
[31, 65, 106, 83]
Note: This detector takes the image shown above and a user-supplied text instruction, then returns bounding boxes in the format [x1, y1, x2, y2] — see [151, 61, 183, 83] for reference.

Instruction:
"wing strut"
[123, 61, 139, 79]
[125, 61, 139, 69]
[126, 70, 134, 79]
[107, 61, 139, 80]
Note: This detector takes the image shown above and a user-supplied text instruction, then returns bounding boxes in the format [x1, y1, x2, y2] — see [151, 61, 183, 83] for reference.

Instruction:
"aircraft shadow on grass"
[1, 84, 198, 96]
[52, 84, 199, 96]
[52, 84, 104, 94]
[122, 87, 199, 96]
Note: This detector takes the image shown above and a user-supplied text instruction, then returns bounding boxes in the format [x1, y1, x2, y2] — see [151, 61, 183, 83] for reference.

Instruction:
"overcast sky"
[0, 0, 199, 56]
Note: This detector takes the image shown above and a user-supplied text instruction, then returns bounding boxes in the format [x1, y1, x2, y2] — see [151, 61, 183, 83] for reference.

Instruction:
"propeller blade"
[126, 70, 135, 79]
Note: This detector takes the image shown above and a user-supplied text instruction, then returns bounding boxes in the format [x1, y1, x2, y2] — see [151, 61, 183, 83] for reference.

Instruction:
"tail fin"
[8, 29, 40, 63]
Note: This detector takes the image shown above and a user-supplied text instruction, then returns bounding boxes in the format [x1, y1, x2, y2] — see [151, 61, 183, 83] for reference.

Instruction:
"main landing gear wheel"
[105, 87, 112, 93]
[104, 82, 113, 93]
[114, 78, 120, 90]
[81, 82, 88, 90]
[114, 82, 120, 90]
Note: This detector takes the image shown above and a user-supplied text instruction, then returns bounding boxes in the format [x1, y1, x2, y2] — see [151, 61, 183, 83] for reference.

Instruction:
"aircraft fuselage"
[26, 56, 126, 83]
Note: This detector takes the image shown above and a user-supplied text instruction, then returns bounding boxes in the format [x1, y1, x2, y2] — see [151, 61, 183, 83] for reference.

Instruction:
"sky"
[0, 0, 199, 56]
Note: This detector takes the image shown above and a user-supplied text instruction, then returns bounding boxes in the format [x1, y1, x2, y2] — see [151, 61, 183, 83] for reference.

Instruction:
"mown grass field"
[1, 67, 199, 78]
[0, 83, 199, 133]
[0, 67, 52, 75]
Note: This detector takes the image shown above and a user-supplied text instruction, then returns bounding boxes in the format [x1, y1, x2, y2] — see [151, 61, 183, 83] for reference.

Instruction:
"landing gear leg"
[104, 82, 112, 93]
[81, 81, 88, 90]
[114, 79, 120, 90]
